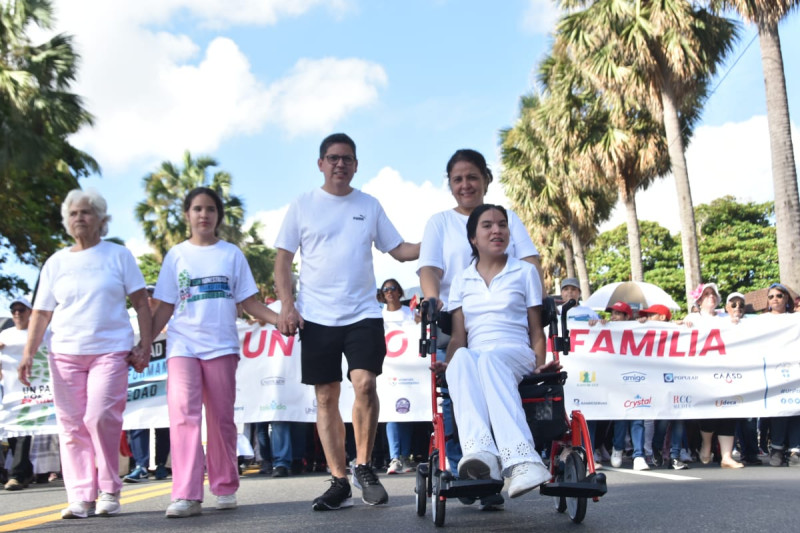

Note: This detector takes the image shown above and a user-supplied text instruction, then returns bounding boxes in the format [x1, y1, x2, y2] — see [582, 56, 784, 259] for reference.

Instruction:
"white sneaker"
[96, 491, 121, 516]
[680, 448, 694, 463]
[216, 494, 237, 510]
[611, 448, 623, 468]
[458, 451, 502, 481]
[165, 499, 202, 518]
[633, 457, 650, 471]
[386, 457, 403, 475]
[507, 461, 551, 498]
[61, 501, 95, 519]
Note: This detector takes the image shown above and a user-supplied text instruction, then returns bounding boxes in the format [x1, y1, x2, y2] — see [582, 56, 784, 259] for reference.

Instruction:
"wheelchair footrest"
[539, 474, 607, 498]
[440, 478, 504, 499]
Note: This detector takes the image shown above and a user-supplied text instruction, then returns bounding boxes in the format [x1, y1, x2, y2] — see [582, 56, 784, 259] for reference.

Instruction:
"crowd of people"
[1, 133, 798, 523]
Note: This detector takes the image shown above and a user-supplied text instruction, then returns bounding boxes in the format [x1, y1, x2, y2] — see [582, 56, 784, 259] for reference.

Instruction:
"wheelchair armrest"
[519, 371, 567, 387]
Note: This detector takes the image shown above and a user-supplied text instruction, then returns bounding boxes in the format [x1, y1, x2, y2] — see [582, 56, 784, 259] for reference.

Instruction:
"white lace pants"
[446, 344, 544, 475]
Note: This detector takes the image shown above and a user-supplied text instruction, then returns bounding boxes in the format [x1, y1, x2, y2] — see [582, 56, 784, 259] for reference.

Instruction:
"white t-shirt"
[275, 187, 404, 326]
[382, 306, 414, 326]
[154, 240, 258, 360]
[417, 208, 538, 308]
[566, 304, 600, 322]
[448, 257, 542, 349]
[34, 241, 145, 354]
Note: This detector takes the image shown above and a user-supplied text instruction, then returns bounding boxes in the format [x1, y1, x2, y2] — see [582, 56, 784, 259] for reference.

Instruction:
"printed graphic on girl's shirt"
[177, 269, 232, 312]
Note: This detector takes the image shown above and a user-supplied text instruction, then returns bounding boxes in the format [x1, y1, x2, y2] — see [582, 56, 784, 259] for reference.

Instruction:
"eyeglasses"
[768, 293, 785, 300]
[10, 306, 28, 313]
[728, 302, 744, 309]
[324, 154, 356, 166]
[382, 286, 398, 293]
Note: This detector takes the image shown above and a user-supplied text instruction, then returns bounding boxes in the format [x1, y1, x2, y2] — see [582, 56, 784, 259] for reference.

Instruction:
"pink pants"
[49, 351, 129, 503]
[167, 354, 239, 501]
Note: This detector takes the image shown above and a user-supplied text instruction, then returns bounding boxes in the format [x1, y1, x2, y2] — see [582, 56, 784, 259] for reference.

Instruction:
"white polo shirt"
[448, 256, 542, 349]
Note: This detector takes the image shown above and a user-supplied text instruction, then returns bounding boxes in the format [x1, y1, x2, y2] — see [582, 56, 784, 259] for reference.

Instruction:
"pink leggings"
[167, 354, 239, 501]
[49, 351, 129, 503]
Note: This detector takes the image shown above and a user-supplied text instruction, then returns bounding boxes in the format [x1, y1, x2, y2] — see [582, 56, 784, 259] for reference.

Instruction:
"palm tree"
[135, 151, 244, 260]
[559, 0, 738, 305]
[501, 93, 615, 296]
[710, 0, 800, 290]
[1, 0, 97, 294]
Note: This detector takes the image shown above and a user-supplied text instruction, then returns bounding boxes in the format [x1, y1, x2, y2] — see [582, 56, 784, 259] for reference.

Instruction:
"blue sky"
[3, 0, 799, 308]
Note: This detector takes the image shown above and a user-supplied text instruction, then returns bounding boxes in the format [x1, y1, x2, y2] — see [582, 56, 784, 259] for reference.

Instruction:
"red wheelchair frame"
[414, 297, 607, 527]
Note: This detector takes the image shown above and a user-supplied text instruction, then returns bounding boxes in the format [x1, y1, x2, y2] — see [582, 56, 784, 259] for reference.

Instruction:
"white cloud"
[521, 0, 562, 35]
[601, 115, 799, 233]
[47, 0, 383, 172]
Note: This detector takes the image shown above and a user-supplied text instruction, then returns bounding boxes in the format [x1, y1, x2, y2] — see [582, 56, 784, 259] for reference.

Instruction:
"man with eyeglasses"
[0, 298, 36, 490]
[274, 133, 420, 511]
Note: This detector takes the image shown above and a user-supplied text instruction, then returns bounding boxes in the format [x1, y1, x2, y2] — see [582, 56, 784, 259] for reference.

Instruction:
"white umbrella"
[584, 281, 680, 312]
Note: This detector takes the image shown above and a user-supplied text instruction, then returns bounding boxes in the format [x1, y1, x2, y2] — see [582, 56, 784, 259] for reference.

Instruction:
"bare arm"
[521, 255, 545, 295]
[419, 265, 444, 311]
[274, 248, 302, 336]
[150, 300, 175, 342]
[241, 294, 279, 326]
[19, 310, 53, 387]
[388, 242, 420, 262]
[128, 288, 153, 373]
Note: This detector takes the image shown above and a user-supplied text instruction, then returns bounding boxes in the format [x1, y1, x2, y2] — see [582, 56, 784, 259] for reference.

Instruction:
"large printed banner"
[4, 314, 800, 436]
[560, 314, 800, 419]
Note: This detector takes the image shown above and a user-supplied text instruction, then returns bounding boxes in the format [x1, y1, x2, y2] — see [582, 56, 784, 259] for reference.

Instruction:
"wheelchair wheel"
[564, 451, 587, 524]
[431, 471, 446, 527]
[554, 495, 567, 513]
[415, 465, 427, 517]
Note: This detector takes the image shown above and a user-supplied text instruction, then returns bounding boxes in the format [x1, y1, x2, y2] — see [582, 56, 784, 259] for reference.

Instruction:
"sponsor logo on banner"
[395, 398, 411, 414]
[623, 395, 652, 410]
[577, 371, 598, 386]
[715, 395, 744, 407]
[259, 400, 287, 411]
[305, 399, 317, 415]
[713, 372, 743, 384]
[260, 376, 286, 386]
[663, 373, 699, 383]
[673, 395, 693, 409]
[390, 377, 421, 387]
[573, 399, 608, 406]
[621, 372, 646, 383]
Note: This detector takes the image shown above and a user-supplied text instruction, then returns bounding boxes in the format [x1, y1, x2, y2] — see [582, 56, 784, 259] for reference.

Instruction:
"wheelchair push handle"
[552, 298, 577, 357]
[419, 297, 439, 358]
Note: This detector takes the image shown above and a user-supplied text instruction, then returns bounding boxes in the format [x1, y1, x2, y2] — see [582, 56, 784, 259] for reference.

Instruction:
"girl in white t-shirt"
[151, 188, 278, 518]
[431, 204, 559, 500]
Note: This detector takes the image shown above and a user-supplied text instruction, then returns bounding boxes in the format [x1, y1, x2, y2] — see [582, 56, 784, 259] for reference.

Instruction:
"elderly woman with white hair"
[18, 188, 153, 519]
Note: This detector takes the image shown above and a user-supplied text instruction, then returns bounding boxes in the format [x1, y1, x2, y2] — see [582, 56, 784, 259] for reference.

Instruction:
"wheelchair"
[414, 297, 607, 527]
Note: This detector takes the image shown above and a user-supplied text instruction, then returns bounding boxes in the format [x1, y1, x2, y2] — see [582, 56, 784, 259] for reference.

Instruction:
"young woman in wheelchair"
[430, 204, 561, 498]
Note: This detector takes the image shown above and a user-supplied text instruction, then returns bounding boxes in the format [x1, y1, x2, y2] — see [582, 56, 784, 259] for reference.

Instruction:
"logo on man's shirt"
[353, 214, 365, 221]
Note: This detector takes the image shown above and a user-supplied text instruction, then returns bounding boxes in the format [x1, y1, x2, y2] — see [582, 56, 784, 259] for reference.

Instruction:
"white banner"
[4, 314, 800, 436]
[560, 314, 800, 419]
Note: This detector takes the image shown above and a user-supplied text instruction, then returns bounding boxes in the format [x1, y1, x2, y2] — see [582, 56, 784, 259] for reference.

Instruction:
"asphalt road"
[1, 459, 798, 532]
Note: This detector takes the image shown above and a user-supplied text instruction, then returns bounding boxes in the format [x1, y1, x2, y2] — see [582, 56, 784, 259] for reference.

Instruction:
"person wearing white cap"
[1, 297, 35, 490]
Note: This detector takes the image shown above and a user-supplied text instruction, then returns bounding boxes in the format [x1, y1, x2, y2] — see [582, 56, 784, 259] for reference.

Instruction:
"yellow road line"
[0, 482, 179, 531]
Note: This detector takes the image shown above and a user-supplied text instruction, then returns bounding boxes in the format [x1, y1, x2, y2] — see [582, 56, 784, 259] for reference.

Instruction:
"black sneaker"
[312, 477, 353, 511]
[670, 458, 688, 470]
[272, 466, 289, 478]
[769, 449, 787, 467]
[352, 464, 389, 505]
[653, 450, 663, 468]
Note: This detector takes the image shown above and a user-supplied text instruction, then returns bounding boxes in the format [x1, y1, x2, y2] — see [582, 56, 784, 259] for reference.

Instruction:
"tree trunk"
[620, 181, 644, 282]
[570, 218, 592, 298]
[562, 237, 576, 280]
[660, 74, 701, 308]
[758, 17, 800, 291]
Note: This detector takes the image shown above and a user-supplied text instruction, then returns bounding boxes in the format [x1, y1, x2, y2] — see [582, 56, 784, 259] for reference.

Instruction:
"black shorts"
[299, 318, 386, 385]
